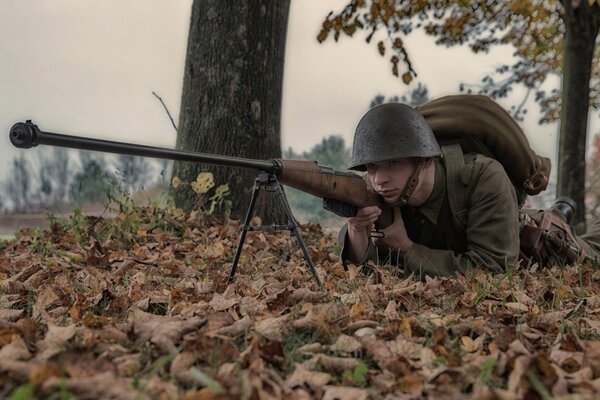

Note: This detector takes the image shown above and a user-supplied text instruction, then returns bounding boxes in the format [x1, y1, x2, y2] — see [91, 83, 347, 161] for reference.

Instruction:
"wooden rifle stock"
[276, 159, 394, 229]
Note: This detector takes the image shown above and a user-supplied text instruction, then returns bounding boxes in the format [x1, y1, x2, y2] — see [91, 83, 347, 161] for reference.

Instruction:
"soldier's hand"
[347, 206, 381, 234]
[346, 206, 381, 262]
[373, 207, 413, 252]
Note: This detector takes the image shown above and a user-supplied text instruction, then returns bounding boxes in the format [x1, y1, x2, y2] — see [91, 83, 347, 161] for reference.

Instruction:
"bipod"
[227, 172, 323, 288]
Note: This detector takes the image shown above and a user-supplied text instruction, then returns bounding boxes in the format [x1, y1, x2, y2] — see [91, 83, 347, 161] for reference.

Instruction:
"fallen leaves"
[1, 205, 600, 398]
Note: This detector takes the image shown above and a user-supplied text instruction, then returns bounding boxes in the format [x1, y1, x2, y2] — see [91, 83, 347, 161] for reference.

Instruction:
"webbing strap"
[442, 144, 468, 230]
[390, 158, 426, 207]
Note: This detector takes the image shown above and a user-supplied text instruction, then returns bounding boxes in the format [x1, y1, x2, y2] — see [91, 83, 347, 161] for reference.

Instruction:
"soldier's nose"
[373, 170, 388, 186]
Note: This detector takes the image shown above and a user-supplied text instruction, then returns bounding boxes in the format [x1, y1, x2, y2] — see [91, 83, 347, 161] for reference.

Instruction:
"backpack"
[417, 95, 586, 265]
[418, 94, 551, 206]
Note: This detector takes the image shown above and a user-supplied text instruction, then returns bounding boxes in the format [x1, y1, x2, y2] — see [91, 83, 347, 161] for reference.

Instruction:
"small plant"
[477, 356, 497, 384]
[172, 172, 232, 218]
[342, 361, 369, 386]
[8, 383, 34, 400]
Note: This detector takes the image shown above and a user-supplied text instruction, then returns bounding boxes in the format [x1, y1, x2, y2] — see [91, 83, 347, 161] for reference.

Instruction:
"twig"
[152, 91, 178, 133]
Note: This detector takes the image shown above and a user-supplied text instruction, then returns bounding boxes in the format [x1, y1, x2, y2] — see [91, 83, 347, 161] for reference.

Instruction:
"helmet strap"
[390, 158, 426, 207]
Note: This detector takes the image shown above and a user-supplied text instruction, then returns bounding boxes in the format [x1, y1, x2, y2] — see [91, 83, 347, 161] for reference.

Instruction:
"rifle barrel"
[10, 121, 277, 172]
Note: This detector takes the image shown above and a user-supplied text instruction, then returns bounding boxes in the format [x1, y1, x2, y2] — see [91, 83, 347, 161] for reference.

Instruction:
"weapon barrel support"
[10, 121, 277, 172]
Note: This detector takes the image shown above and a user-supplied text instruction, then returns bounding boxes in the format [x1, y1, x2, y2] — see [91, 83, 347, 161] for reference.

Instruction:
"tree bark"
[557, 0, 600, 230]
[172, 0, 290, 224]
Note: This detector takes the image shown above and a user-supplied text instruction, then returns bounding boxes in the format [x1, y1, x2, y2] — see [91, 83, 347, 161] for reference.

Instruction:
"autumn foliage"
[1, 204, 600, 399]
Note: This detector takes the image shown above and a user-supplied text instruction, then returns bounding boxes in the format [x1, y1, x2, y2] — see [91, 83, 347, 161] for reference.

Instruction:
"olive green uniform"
[339, 154, 520, 277]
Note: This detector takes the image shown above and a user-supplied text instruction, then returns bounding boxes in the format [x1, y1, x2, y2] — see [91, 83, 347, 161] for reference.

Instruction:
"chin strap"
[390, 158, 426, 207]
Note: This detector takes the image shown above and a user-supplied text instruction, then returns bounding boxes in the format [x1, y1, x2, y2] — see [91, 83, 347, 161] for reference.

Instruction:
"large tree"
[171, 0, 290, 223]
[318, 0, 600, 227]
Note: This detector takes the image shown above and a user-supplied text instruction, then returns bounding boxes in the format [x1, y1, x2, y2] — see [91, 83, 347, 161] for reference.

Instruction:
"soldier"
[339, 102, 521, 277]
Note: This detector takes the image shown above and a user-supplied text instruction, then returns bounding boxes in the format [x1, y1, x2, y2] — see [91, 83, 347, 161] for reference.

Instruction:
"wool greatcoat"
[338, 154, 521, 277]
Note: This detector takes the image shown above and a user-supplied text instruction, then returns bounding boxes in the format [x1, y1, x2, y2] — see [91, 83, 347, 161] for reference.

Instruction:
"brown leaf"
[42, 371, 138, 400]
[131, 311, 206, 353]
[0, 334, 32, 360]
[0, 358, 33, 381]
[29, 362, 61, 386]
[322, 385, 369, 400]
[354, 333, 393, 369]
[290, 287, 326, 303]
[35, 324, 77, 360]
[507, 355, 530, 393]
[583, 340, 600, 378]
[209, 291, 241, 312]
[255, 314, 291, 341]
[114, 353, 142, 377]
[33, 286, 61, 320]
[397, 374, 424, 395]
[209, 315, 253, 338]
[297, 342, 327, 355]
[285, 364, 331, 390]
[0, 308, 25, 322]
[330, 334, 362, 354]
[313, 354, 360, 374]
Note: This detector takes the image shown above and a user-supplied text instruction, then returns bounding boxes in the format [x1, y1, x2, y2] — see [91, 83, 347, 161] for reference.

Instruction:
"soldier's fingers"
[355, 206, 382, 217]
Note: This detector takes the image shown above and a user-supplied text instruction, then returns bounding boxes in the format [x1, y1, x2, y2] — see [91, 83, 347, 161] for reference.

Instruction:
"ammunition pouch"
[519, 208, 587, 265]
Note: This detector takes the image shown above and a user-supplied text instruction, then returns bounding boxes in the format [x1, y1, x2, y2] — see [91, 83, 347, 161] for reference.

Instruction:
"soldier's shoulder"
[463, 153, 511, 185]
[468, 153, 506, 172]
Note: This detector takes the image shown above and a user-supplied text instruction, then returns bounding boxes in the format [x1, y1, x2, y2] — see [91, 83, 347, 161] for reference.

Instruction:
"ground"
[1, 204, 600, 399]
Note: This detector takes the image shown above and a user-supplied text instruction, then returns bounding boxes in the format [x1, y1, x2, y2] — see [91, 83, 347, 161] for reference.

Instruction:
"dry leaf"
[330, 334, 362, 354]
[35, 324, 77, 360]
[42, 371, 138, 400]
[322, 385, 369, 400]
[132, 312, 206, 353]
[285, 364, 331, 389]
[255, 314, 291, 341]
[0, 334, 32, 360]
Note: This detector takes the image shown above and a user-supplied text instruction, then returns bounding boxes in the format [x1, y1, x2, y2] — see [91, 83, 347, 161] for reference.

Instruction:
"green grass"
[0, 233, 14, 241]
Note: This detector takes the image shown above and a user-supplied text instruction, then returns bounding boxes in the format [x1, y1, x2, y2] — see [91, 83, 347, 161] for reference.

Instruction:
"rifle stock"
[10, 120, 394, 228]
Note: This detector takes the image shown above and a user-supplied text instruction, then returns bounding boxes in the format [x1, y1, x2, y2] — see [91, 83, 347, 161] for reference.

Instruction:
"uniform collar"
[417, 158, 446, 224]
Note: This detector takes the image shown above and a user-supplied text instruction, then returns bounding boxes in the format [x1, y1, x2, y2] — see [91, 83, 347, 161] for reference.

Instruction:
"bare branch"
[152, 91, 178, 133]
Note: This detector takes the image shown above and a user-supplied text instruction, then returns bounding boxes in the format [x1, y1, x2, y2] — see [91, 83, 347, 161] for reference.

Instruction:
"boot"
[550, 196, 576, 225]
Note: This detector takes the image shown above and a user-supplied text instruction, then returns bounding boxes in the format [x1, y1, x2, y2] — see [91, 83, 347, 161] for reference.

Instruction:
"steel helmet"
[349, 103, 442, 170]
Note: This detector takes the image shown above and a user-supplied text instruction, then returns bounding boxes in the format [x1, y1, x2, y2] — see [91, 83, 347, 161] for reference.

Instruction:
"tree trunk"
[171, 0, 290, 224]
[557, 0, 600, 230]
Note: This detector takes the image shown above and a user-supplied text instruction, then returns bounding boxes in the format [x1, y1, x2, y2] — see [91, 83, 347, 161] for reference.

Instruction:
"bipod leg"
[228, 176, 262, 284]
[273, 180, 323, 288]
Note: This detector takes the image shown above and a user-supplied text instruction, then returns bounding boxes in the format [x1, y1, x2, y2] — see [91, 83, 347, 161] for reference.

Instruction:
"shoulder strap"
[441, 143, 469, 230]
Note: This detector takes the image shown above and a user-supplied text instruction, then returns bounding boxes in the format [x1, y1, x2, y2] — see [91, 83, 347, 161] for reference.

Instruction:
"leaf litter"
[1, 206, 600, 399]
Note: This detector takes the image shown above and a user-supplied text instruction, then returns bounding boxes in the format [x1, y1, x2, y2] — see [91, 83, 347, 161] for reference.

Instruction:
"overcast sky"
[1, 0, 598, 183]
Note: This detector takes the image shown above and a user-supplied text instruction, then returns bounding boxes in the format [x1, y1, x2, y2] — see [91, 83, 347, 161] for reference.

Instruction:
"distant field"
[0, 234, 14, 241]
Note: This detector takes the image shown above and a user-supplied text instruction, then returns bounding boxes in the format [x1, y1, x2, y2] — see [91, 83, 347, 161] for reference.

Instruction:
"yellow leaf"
[171, 176, 181, 189]
[214, 184, 229, 196]
[460, 336, 478, 353]
[400, 316, 412, 337]
[350, 303, 366, 318]
[191, 172, 215, 194]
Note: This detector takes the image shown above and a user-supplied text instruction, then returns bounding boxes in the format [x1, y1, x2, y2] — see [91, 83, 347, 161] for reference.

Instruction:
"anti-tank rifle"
[10, 120, 394, 287]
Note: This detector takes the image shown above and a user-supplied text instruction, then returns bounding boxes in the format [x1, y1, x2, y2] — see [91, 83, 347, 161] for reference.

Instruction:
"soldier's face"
[365, 158, 417, 204]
